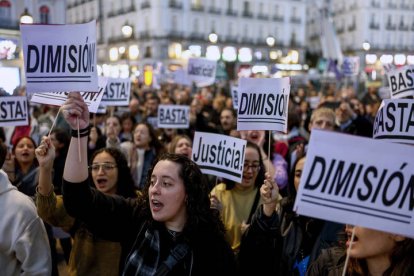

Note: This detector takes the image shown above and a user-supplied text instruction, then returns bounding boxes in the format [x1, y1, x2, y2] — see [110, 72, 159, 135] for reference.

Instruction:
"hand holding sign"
[261, 172, 279, 216]
[61, 92, 90, 129]
[35, 136, 55, 169]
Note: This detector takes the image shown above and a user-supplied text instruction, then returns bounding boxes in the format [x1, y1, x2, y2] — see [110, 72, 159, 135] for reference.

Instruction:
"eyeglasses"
[243, 163, 261, 172]
[89, 163, 117, 172]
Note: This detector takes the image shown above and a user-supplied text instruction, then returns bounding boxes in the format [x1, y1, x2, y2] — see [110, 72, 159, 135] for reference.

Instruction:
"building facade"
[0, 0, 66, 93]
[307, 0, 414, 81]
[66, 0, 307, 80]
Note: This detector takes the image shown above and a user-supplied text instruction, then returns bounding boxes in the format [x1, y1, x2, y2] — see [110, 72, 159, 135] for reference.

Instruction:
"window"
[39, 5, 50, 24]
[243, 1, 250, 13]
[193, 18, 199, 33]
[228, 0, 233, 10]
[0, 0, 11, 18]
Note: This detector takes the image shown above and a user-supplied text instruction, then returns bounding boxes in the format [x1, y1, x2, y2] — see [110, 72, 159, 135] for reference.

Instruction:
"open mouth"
[151, 199, 164, 211]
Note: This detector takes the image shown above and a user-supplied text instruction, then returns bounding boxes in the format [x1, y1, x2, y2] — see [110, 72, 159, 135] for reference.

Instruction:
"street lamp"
[121, 22, 133, 38]
[208, 31, 218, 44]
[362, 41, 370, 51]
[266, 36, 275, 47]
[20, 8, 33, 24]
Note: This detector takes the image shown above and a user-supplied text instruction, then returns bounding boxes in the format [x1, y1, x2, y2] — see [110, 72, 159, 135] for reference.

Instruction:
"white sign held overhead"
[101, 77, 131, 106]
[237, 77, 290, 132]
[30, 77, 107, 113]
[192, 132, 246, 183]
[187, 58, 217, 87]
[231, 85, 239, 109]
[21, 21, 98, 93]
[342, 56, 360, 76]
[0, 96, 29, 127]
[157, 105, 190, 129]
[294, 130, 414, 238]
[373, 99, 414, 145]
[387, 65, 414, 99]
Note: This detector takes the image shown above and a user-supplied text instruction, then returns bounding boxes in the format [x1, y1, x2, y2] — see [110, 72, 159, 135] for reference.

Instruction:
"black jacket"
[62, 179, 236, 276]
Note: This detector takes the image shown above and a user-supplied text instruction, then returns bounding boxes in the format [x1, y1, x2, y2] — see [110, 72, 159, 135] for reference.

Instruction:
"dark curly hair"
[139, 153, 226, 240]
[223, 141, 265, 190]
[89, 147, 137, 199]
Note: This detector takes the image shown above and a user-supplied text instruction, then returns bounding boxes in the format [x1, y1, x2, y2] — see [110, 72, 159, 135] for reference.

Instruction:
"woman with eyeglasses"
[210, 141, 268, 254]
[58, 92, 236, 275]
[35, 136, 137, 276]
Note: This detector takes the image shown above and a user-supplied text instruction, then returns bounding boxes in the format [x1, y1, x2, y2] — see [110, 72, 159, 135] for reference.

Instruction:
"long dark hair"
[139, 153, 226, 239]
[12, 136, 38, 169]
[224, 141, 265, 190]
[89, 148, 137, 198]
[347, 238, 414, 276]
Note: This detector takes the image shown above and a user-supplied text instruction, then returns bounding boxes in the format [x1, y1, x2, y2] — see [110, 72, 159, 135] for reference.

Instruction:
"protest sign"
[146, 116, 158, 129]
[192, 132, 246, 183]
[171, 69, 191, 86]
[231, 85, 239, 109]
[294, 129, 414, 238]
[101, 77, 131, 106]
[373, 99, 414, 145]
[30, 77, 107, 113]
[187, 58, 216, 87]
[21, 21, 98, 93]
[0, 96, 28, 127]
[237, 77, 290, 132]
[157, 105, 189, 129]
[341, 56, 360, 76]
[387, 65, 414, 99]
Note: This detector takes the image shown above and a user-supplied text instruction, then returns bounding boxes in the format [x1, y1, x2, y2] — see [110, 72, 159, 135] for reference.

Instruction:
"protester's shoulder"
[211, 183, 227, 193]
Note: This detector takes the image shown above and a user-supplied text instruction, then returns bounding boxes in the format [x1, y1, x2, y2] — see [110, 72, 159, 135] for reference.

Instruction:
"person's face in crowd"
[14, 138, 36, 165]
[174, 138, 192, 159]
[240, 146, 261, 189]
[294, 157, 306, 191]
[90, 151, 118, 195]
[129, 98, 140, 114]
[220, 110, 235, 131]
[133, 124, 151, 149]
[106, 117, 122, 135]
[345, 225, 404, 260]
[245, 130, 265, 145]
[309, 114, 335, 131]
[145, 98, 158, 115]
[350, 98, 364, 116]
[149, 160, 187, 231]
[335, 102, 352, 124]
[122, 117, 134, 133]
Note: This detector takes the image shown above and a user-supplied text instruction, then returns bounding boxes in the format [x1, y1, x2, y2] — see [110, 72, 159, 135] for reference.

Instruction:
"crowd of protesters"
[1, 78, 414, 276]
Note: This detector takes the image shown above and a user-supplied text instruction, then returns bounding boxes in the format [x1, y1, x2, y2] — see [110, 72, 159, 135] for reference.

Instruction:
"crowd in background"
[1, 78, 414, 276]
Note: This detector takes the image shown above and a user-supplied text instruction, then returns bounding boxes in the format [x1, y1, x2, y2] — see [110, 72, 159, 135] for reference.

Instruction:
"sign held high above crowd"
[294, 130, 414, 238]
[237, 77, 290, 132]
[0, 96, 29, 127]
[157, 105, 190, 129]
[101, 77, 131, 106]
[373, 99, 414, 145]
[21, 21, 98, 93]
[192, 132, 246, 183]
[387, 65, 414, 99]
[187, 58, 217, 87]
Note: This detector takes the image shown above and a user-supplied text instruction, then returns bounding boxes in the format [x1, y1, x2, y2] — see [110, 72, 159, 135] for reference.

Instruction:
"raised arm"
[35, 136, 55, 196]
[62, 92, 89, 183]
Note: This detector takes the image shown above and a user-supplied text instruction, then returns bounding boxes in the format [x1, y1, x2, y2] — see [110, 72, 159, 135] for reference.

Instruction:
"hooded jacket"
[0, 170, 51, 275]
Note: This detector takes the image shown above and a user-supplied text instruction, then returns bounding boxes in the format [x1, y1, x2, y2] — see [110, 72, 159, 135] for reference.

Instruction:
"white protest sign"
[171, 69, 191, 86]
[21, 21, 98, 93]
[294, 130, 414, 238]
[373, 99, 414, 145]
[187, 58, 217, 87]
[237, 77, 290, 132]
[387, 65, 414, 99]
[341, 56, 360, 76]
[0, 96, 29, 127]
[231, 85, 239, 109]
[30, 77, 107, 113]
[101, 77, 131, 106]
[378, 86, 391, 99]
[192, 132, 246, 183]
[157, 105, 189, 129]
[146, 116, 158, 129]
